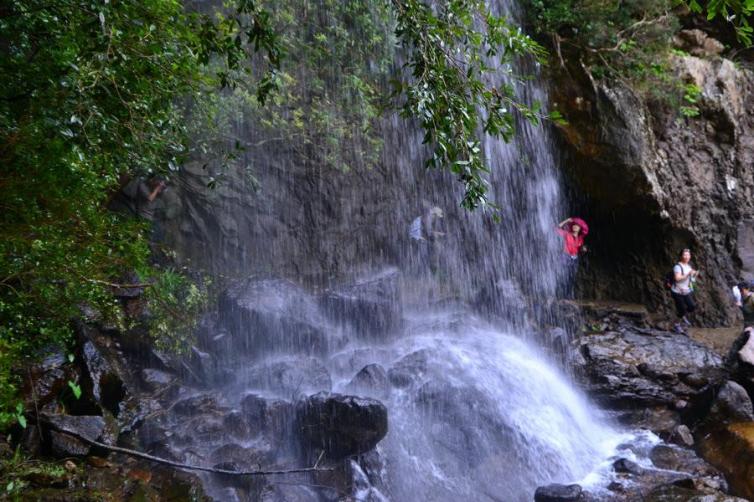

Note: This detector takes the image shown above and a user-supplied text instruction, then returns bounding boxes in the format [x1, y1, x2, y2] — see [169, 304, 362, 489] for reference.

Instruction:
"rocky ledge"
[558, 306, 754, 501]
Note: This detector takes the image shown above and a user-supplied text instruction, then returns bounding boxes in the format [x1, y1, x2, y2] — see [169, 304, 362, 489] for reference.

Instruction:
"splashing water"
[157, 1, 642, 500]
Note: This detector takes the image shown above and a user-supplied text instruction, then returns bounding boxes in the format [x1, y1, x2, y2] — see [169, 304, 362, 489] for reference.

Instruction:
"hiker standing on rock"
[409, 206, 445, 273]
[735, 281, 754, 329]
[670, 248, 699, 333]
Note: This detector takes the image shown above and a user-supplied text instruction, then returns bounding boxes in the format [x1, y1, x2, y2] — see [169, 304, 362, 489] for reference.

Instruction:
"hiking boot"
[673, 323, 687, 334]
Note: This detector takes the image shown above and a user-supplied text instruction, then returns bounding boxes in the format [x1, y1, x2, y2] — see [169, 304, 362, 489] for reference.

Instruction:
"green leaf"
[68, 381, 82, 400]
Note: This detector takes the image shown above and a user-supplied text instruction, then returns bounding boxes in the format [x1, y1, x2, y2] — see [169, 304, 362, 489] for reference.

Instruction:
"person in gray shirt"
[671, 248, 699, 333]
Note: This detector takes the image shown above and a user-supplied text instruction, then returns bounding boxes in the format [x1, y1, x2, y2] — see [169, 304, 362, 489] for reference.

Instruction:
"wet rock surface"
[218, 278, 336, 358]
[296, 392, 388, 461]
[346, 363, 390, 398]
[706, 380, 754, 424]
[42, 414, 106, 458]
[534, 483, 583, 502]
[553, 52, 754, 325]
[573, 326, 725, 408]
[320, 268, 403, 339]
[240, 356, 332, 396]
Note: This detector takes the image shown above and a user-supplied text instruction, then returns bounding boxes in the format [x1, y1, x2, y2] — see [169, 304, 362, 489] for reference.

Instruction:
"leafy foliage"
[0, 0, 554, 429]
[680, 82, 703, 117]
[1, 447, 67, 498]
[390, 0, 555, 210]
[144, 269, 210, 353]
[206, 0, 395, 174]
[0, 0, 280, 428]
[525, 0, 678, 90]
[687, 0, 754, 45]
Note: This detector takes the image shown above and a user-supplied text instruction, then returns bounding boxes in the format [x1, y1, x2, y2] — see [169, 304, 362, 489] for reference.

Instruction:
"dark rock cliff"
[551, 48, 754, 325]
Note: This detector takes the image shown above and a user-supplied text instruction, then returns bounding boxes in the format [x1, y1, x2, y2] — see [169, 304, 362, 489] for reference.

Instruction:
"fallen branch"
[84, 278, 151, 289]
[38, 417, 334, 477]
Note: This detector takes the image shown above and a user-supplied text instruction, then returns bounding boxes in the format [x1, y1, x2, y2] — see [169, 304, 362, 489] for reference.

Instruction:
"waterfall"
[156, 1, 637, 500]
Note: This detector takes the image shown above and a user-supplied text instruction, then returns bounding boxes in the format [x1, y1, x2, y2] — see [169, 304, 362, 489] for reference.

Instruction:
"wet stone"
[223, 411, 251, 438]
[613, 458, 644, 475]
[347, 364, 389, 398]
[140, 368, 175, 392]
[296, 392, 388, 461]
[240, 394, 294, 438]
[44, 414, 105, 458]
[242, 357, 332, 396]
[171, 394, 220, 416]
[320, 268, 402, 339]
[387, 349, 432, 388]
[534, 483, 583, 502]
[707, 380, 754, 424]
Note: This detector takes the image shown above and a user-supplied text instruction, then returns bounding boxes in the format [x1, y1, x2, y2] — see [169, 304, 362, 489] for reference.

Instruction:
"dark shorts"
[671, 291, 697, 318]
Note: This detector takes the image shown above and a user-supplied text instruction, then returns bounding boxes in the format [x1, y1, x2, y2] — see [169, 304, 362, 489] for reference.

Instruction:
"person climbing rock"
[409, 206, 445, 242]
[670, 248, 699, 333]
[556, 217, 589, 261]
[110, 174, 167, 221]
[409, 206, 445, 273]
[736, 280, 754, 329]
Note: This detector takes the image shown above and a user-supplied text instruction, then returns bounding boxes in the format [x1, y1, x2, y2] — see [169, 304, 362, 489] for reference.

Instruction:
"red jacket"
[557, 228, 585, 257]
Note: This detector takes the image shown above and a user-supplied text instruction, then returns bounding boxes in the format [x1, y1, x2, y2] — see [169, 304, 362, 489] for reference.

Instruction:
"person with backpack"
[669, 248, 699, 333]
[736, 281, 754, 329]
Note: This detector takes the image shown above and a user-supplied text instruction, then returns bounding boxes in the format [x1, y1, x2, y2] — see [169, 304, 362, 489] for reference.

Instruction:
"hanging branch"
[37, 417, 333, 477]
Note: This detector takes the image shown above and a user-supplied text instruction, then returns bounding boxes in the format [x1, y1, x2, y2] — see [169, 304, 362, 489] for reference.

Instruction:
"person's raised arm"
[147, 181, 166, 202]
[557, 218, 571, 228]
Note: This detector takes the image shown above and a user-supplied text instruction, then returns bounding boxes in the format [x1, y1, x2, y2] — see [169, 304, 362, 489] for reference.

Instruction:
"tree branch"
[38, 417, 334, 477]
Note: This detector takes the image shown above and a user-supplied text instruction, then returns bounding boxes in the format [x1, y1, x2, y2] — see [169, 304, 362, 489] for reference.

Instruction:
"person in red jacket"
[556, 217, 589, 260]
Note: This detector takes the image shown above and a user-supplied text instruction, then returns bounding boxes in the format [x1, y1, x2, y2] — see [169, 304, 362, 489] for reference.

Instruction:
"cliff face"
[552, 42, 754, 325]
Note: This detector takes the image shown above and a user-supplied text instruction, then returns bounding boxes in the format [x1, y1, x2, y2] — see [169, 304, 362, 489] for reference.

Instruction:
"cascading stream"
[158, 1, 646, 500]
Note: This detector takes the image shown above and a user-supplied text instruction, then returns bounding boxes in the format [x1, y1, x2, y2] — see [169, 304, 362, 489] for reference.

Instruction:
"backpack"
[663, 264, 679, 291]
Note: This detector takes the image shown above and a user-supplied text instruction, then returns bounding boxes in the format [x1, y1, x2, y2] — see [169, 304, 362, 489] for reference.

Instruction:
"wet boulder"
[296, 392, 387, 461]
[320, 268, 402, 339]
[650, 444, 722, 479]
[242, 357, 332, 396]
[534, 483, 583, 502]
[573, 327, 725, 409]
[218, 279, 335, 358]
[706, 380, 754, 424]
[81, 339, 127, 417]
[240, 394, 294, 439]
[413, 380, 513, 463]
[42, 414, 106, 458]
[23, 349, 78, 413]
[171, 393, 223, 416]
[346, 364, 389, 398]
[613, 458, 644, 475]
[140, 369, 176, 392]
[387, 348, 433, 388]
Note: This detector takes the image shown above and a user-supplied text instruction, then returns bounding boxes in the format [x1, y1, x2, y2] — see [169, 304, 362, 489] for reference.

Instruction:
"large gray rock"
[346, 364, 389, 398]
[241, 357, 332, 396]
[320, 268, 402, 339]
[534, 483, 582, 502]
[43, 414, 105, 457]
[218, 279, 336, 358]
[554, 55, 754, 325]
[296, 392, 388, 461]
[240, 393, 294, 439]
[387, 348, 433, 388]
[707, 380, 754, 424]
[573, 327, 725, 408]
